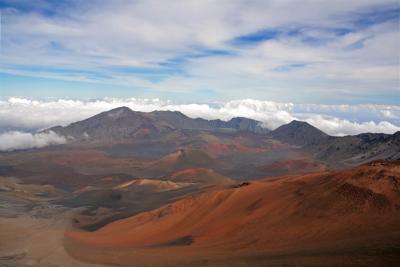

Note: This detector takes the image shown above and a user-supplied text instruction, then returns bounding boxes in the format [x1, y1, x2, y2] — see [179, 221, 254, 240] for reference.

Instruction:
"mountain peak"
[149, 110, 188, 118]
[225, 117, 269, 134]
[105, 106, 134, 118]
[270, 120, 329, 146]
[287, 120, 313, 127]
[284, 120, 325, 131]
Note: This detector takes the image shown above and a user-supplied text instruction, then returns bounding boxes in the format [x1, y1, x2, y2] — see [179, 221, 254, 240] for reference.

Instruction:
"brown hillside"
[65, 161, 400, 266]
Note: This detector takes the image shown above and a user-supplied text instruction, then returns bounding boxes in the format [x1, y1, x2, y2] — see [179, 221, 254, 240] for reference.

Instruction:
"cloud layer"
[0, 131, 66, 151]
[0, 97, 399, 137]
[1, 0, 399, 102]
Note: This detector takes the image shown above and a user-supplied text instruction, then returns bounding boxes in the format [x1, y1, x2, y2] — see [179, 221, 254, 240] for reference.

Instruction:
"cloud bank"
[0, 131, 66, 152]
[0, 97, 399, 137]
[1, 0, 399, 102]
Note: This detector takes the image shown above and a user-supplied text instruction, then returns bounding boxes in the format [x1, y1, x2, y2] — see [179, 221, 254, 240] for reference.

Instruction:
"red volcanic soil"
[65, 161, 400, 266]
[262, 159, 326, 175]
[205, 136, 284, 156]
[37, 149, 150, 169]
[207, 142, 265, 155]
[147, 149, 217, 176]
[169, 168, 234, 185]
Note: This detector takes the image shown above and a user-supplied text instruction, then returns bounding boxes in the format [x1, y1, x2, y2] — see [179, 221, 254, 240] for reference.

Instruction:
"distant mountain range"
[47, 106, 268, 142]
[46, 106, 399, 168]
[268, 119, 399, 166]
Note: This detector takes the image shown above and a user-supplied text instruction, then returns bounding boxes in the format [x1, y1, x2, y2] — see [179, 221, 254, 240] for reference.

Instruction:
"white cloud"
[0, 97, 399, 136]
[0, 1, 398, 102]
[0, 131, 66, 151]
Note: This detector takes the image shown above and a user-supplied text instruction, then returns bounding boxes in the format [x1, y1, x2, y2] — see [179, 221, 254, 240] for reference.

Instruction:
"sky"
[0, 0, 399, 147]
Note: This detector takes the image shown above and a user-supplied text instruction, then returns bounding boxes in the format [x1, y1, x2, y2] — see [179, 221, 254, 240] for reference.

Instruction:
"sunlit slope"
[65, 161, 400, 266]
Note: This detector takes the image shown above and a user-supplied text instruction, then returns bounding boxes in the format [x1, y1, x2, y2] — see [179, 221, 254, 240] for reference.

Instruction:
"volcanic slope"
[269, 120, 400, 167]
[48, 107, 267, 143]
[269, 120, 329, 146]
[65, 161, 400, 267]
[169, 168, 234, 185]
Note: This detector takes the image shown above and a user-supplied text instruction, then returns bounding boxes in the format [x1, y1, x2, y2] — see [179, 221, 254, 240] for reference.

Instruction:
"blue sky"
[0, 0, 399, 104]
